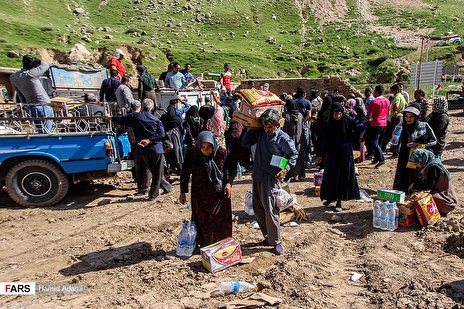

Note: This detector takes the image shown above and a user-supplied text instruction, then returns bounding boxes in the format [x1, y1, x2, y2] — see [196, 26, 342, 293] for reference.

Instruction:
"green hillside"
[0, 0, 462, 83]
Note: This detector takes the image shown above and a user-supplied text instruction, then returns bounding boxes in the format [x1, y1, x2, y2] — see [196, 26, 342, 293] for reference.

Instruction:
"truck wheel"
[5, 159, 69, 207]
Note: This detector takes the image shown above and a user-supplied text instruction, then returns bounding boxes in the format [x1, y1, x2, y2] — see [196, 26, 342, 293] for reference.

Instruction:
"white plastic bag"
[273, 187, 294, 210]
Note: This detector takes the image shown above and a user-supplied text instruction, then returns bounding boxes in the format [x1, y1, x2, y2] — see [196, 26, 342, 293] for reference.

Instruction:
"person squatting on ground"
[242, 109, 298, 255]
[10, 55, 54, 133]
[408, 148, 457, 217]
[392, 105, 437, 193]
[106, 99, 165, 201]
[179, 131, 236, 247]
[316, 101, 365, 212]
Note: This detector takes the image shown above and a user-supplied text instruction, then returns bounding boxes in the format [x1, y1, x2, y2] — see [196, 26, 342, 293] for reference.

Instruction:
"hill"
[0, 0, 463, 83]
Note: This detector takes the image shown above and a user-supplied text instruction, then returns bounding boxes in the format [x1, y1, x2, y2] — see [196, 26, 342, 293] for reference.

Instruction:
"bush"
[367, 55, 388, 67]
[370, 59, 397, 83]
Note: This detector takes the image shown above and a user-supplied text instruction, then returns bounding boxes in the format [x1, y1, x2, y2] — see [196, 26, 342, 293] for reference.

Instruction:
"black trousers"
[135, 147, 164, 198]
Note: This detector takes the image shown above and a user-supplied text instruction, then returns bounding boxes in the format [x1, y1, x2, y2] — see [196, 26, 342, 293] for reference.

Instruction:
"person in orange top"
[220, 63, 232, 97]
[109, 49, 126, 80]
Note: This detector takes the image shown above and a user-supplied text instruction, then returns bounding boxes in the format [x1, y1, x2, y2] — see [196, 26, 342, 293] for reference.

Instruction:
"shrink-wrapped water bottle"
[373, 200, 382, 229]
[379, 201, 389, 230]
[392, 202, 400, 230]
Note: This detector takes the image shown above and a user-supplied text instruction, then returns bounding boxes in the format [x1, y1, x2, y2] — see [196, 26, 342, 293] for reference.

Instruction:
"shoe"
[147, 195, 158, 201]
[375, 161, 385, 168]
[274, 243, 284, 255]
[256, 239, 271, 247]
[334, 200, 342, 212]
[323, 200, 334, 206]
[134, 190, 148, 196]
[162, 188, 174, 195]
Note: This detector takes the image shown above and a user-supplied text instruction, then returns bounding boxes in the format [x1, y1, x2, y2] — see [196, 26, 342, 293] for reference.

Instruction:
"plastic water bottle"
[391, 202, 399, 230]
[386, 202, 394, 231]
[391, 125, 402, 146]
[176, 221, 189, 257]
[379, 201, 389, 230]
[236, 163, 242, 179]
[217, 281, 256, 295]
[185, 221, 197, 257]
[373, 200, 382, 229]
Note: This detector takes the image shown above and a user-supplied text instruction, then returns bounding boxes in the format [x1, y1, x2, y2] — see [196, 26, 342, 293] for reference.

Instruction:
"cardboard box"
[397, 200, 417, 228]
[313, 172, 323, 186]
[377, 189, 405, 203]
[314, 186, 321, 197]
[201, 237, 242, 273]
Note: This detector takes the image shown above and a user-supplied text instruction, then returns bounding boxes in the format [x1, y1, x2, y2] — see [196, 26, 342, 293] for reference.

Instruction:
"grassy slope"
[0, 0, 462, 82]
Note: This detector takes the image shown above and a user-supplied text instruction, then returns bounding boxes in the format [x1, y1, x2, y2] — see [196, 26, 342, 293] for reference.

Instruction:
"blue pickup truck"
[0, 65, 133, 207]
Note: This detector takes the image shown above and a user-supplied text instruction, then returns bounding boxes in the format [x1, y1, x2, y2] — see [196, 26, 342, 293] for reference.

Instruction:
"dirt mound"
[444, 233, 464, 259]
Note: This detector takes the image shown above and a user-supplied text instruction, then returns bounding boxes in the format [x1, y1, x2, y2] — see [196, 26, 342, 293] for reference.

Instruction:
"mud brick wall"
[238, 77, 362, 98]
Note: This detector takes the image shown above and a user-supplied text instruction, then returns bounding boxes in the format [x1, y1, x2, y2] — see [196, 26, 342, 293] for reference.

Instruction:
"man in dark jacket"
[105, 99, 165, 200]
[100, 69, 121, 102]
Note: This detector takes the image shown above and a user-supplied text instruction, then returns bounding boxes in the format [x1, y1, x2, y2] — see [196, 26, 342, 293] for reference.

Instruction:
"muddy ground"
[1, 110, 464, 309]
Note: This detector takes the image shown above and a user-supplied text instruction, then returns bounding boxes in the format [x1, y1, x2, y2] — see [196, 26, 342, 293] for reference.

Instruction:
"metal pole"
[432, 60, 439, 99]
[417, 37, 425, 90]
[425, 37, 430, 62]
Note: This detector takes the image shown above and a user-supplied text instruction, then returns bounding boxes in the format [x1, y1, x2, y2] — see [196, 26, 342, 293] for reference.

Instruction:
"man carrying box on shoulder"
[242, 109, 298, 255]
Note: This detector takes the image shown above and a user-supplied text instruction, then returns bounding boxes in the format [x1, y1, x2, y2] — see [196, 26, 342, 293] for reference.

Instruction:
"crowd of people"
[9, 51, 458, 256]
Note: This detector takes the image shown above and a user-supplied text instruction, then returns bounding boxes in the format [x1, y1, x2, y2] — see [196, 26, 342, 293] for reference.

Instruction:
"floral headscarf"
[432, 97, 448, 114]
[409, 148, 450, 181]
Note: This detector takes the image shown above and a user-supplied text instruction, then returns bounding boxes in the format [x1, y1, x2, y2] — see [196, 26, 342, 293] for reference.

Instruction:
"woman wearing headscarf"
[316, 102, 365, 212]
[136, 65, 158, 103]
[312, 92, 333, 167]
[210, 105, 227, 147]
[224, 98, 251, 171]
[392, 106, 437, 192]
[409, 149, 457, 216]
[179, 131, 236, 247]
[161, 99, 184, 172]
[184, 105, 203, 150]
[425, 97, 450, 157]
[282, 98, 305, 181]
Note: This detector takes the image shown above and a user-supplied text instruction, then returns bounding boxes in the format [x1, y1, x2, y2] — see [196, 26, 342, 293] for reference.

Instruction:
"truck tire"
[5, 159, 69, 207]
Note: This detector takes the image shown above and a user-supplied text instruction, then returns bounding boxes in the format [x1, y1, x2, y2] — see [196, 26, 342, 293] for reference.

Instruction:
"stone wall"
[238, 76, 362, 98]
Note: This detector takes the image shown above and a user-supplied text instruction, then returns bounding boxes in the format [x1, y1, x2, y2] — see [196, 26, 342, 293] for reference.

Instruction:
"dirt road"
[1, 111, 463, 308]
